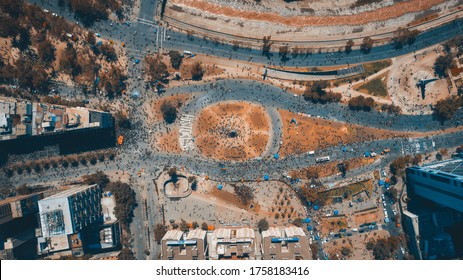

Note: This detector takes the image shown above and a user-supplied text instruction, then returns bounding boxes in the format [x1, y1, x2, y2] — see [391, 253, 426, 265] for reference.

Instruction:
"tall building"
[208, 227, 258, 260]
[0, 193, 42, 225]
[0, 193, 43, 259]
[406, 158, 463, 212]
[404, 157, 463, 259]
[161, 229, 207, 260]
[261, 227, 311, 260]
[37, 184, 103, 257]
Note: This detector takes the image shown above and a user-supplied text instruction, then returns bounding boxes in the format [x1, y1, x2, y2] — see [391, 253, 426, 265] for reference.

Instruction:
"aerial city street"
[0, 0, 462, 262]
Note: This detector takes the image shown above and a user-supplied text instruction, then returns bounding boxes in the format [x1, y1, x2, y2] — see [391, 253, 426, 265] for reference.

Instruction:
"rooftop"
[0, 98, 112, 141]
[416, 158, 463, 179]
[186, 228, 207, 240]
[162, 230, 183, 241]
[43, 184, 98, 200]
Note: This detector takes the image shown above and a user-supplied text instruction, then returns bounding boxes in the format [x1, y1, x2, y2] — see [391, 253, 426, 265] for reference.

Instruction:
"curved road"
[28, 0, 463, 67]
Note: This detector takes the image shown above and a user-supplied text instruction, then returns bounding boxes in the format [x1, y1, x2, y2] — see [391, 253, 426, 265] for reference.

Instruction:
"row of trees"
[3, 150, 116, 177]
[265, 26, 419, 58]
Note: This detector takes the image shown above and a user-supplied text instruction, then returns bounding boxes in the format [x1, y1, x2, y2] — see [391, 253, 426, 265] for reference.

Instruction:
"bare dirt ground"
[388, 46, 452, 115]
[278, 109, 415, 157]
[193, 101, 270, 161]
[166, 0, 460, 42]
[323, 229, 390, 260]
[160, 174, 305, 227]
[319, 216, 348, 235]
[352, 208, 384, 228]
[289, 157, 376, 179]
[170, 0, 446, 26]
[155, 128, 182, 153]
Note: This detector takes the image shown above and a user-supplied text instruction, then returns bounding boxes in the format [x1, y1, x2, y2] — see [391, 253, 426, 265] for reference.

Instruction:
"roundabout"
[193, 101, 271, 161]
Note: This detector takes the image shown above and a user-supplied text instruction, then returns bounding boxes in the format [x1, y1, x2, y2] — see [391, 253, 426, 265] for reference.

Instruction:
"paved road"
[28, 0, 463, 67]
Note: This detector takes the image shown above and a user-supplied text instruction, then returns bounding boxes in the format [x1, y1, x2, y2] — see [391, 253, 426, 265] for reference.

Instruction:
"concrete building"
[0, 98, 114, 165]
[261, 227, 311, 260]
[0, 193, 42, 225]
[406, 158, 463, 213]
[0, 193, 43, 259]
[208, 227, 258, 260]
[86, 194, 120, 252]
[0, 98, 113, 142]
[37, 184, 103, 256]
[404, 158, 463, 259]
[161, 229, 207, 260]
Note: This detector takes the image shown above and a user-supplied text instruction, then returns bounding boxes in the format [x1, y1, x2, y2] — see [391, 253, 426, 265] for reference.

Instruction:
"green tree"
[345, 40, 354, 54]
[144, 54, 168, 82]
[360, 37, 374, 54]
[106, 181, 136, 228]
[82, 171, 109, 188]
[160, 101, 178, 124]
[191, 62, 204, 81]
[257, 218, 269, 232]
[168, 50, 183, 70]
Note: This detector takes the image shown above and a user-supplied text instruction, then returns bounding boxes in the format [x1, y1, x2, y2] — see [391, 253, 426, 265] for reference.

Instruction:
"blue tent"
[135, 59, 140, 64]
[342, 147, 347, 152]
[290, 118, 297, 124]
[364, 151, 371, 157]
[263, 174, 269, 181]
[385, 183, 390, 189]
[307, 225, 313, 231]
[315, 235, 320, 241]
[217, 185, 223, 190]
[97, 41, 102, 46]
[334, 210, 339, 215]
[378, 180, 385, 186]
[94, 77, 100, 85]
[273, 154, 279, 159]
[303, 218, 311, 223]
[313, 205, 319, 211]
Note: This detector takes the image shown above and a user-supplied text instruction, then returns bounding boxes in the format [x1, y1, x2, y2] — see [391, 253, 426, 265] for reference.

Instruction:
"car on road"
[384, 217, 390, 223]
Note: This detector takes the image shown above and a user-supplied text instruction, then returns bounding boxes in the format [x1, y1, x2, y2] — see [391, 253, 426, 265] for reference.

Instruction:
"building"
[37, 184, 103, 257]
[161, 229, 207, 260]
[85, 193, 121, 252]
[0, 193, 43, 259]
[404, 157, 463, 259]
[0, 98, 114, 165]
[261, 227, 311, 260]
[406, 158, 463, 212]
[208, 227, 258, 260]
[0, 193, 42, 225]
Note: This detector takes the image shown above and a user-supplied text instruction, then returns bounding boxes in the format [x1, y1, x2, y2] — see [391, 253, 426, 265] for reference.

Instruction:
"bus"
[315, 156, 330, 163]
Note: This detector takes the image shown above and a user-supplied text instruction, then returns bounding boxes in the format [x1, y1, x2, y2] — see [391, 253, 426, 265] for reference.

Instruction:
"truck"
[315, 156, 330, 163]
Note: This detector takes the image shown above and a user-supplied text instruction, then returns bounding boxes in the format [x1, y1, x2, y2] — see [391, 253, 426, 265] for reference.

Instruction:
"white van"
[308, 151, 315, 155]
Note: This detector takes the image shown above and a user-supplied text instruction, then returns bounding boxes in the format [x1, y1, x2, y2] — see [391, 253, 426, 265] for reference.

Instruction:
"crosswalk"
[135, 17, 168, 52]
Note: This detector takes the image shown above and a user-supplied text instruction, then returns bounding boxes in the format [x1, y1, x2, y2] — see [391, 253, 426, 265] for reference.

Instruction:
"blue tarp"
[307, 225, 313, 231]
[334, 210, 339, 215]
[135, 59, 140, 64]
[97, 41, 102, 46]
[364, 151, 371, 157]
[313, 205, 319, 211]
[385, 183, 390, 189]
[303, 218, 311, 223]
[379, 180, 385, 186]
[342, 147, 347, 152]
[290, 118, 297, 124]
[263, 174, 269, 181]
[274, 154, 279, 159]
[217, 185, 223, 190]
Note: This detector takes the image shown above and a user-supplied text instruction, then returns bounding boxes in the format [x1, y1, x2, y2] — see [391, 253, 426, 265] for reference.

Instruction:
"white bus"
[315, 156, 330, 163]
